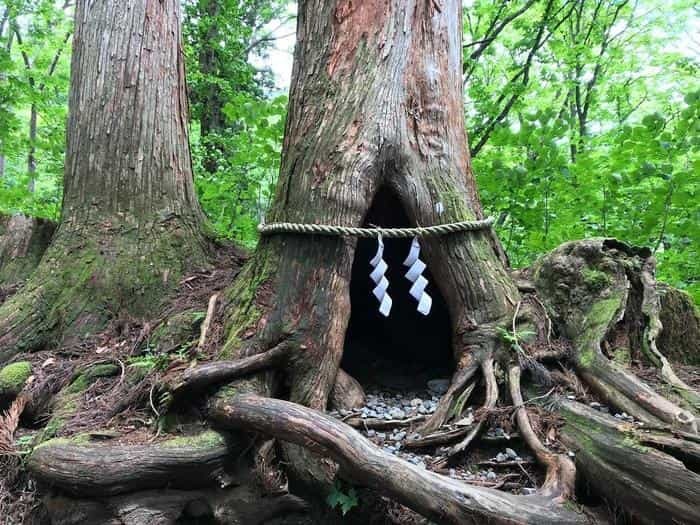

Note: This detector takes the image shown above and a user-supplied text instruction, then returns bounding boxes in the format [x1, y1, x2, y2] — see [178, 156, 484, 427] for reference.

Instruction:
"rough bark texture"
[559, 399, 699, 525]
[0, 214, 55, 294]
[220, 0, 517, 440]
[0, 0, 211, 362]
[7, 2, 698, 524]
[657, 282, 700, 365]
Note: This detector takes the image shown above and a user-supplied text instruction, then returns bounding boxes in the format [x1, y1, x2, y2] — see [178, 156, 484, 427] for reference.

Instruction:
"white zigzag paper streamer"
[403, 237, 432, 315]
[369, 235, 392, 317]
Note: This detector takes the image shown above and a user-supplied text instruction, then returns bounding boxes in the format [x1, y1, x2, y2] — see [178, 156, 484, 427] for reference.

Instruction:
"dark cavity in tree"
[342, 187, 453, 389]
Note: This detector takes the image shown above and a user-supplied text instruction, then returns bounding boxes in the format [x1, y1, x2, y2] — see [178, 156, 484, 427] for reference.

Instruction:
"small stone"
[567, 451, 575, 457]
[366, 429, 376, 437]
[495, 453, 507, 462]
[390, 408, 406, 419]
[505, 448, 517, 459]
[393, 431, 406, 441]
[522, 487, 536, 495]
[487, 471, 497, 480]
[449, 469, 456, 477]
[410, 398, 422, 407]
[589, 401, 601, 409]
[614, 413, 623, 419]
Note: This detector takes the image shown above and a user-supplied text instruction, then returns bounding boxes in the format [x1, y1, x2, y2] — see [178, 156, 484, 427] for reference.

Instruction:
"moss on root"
[37, 363, 120, 442]
[0, 217, 213, 364]
[220, 242, 279, 358]
[160, 430, 226, 449]
[0, 361, 32, 397]
[148, 309, 205, 353]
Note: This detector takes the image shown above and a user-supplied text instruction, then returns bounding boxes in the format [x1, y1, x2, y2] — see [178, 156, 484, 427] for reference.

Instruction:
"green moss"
[612, 347, 631, 366]
[33, 432, 91, 451]
[160, 430, 226, 449]
[621, 434, 649, 452]
[149, 310, 204, 352]
[38, 416, 65, 442]
[64, 363, 119, 394]
[220, 248, 277, 358]
[582, 268, 612, 291]
[0, 361, 32, 394]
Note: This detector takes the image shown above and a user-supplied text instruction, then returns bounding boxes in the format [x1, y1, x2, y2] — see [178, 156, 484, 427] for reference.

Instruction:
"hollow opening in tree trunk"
[342, 187, 453, 392]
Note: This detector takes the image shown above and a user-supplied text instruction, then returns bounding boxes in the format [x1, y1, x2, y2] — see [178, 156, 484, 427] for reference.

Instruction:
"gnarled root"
[508, 364, 575, 500]
[558, 398, 699, 525]
[432, 357, 500, 466]
[209, 393, 588, 525]
[533, 239, 698, 432]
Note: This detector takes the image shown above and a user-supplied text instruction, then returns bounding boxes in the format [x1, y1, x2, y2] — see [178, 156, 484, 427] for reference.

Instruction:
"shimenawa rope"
[257, 216, 494, 238]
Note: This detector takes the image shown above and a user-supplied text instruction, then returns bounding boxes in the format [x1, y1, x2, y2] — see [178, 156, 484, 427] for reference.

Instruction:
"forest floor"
[2, 243, 698, 524]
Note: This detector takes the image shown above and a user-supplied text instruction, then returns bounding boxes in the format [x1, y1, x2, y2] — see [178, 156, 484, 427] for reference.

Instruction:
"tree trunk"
[0, 214, 56, 298]
[0, 0, 211, 362]
[222, 0, 516, 409]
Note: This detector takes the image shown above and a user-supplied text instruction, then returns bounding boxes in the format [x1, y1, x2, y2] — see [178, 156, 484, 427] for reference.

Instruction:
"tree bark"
[0, 214, 55, 296]
[0, 0, 212, 362]
[221, 0, 517, 413]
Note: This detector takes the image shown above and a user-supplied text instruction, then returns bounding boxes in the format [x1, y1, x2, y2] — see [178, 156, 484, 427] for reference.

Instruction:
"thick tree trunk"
[0, 214, 55, 297]
[222, 0, 516, 413]
[0, 0, 211, 362]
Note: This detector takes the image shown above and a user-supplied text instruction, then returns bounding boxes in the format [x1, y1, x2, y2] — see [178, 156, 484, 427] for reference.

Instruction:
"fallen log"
[27, 430, 238, 497]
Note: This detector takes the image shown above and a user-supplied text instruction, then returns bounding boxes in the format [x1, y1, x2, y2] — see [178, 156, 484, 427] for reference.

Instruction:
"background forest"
[0, 0, 698, 301]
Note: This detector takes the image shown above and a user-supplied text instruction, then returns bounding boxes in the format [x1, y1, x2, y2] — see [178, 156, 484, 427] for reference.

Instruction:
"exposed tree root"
[209, 394, 587, 525]
[43, 486, 309, 525]
[533, 239, 697, 431]
[558, 398, 699, 525]
[508, 365, 575, 500]
[445, 357, 498, 460]
[166, 342, 291, 398]
[417, 354, 480, 435]
[27, 431, 237, 496]
[329, 369, 366, 411]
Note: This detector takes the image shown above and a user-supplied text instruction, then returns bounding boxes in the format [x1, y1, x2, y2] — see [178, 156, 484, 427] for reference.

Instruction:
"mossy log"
[558, 399, 700, 525]
[533, 238, 698, 428]
[27, 430, 237, 497]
